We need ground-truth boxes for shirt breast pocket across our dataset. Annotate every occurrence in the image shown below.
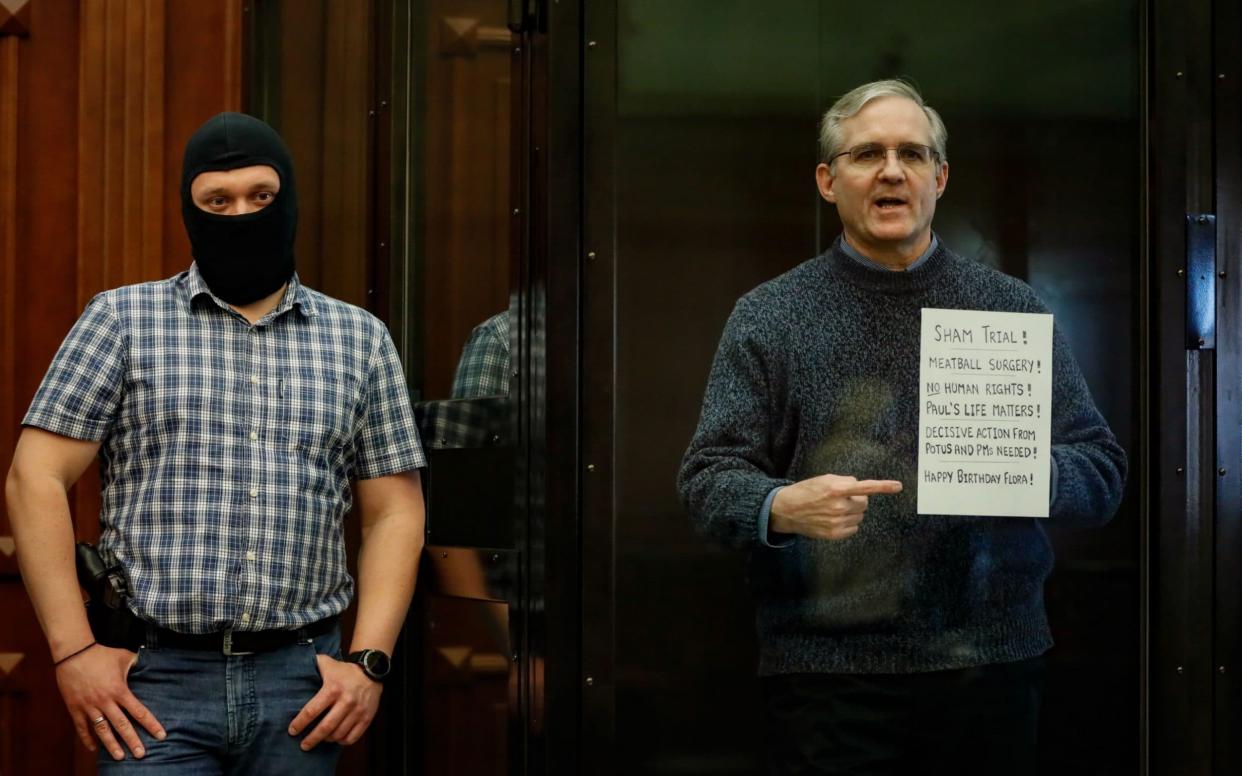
[278,370,359,475]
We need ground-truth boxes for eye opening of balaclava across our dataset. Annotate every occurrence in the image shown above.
[181,112,298,306]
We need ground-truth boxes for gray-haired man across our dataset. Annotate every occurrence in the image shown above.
[678,80,1126,774]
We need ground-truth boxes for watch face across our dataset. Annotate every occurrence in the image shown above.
[362,650,390,678]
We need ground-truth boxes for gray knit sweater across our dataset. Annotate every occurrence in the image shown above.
[677,239,1127,675]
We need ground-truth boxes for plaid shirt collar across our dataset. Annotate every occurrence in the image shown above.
[179,262,318,321]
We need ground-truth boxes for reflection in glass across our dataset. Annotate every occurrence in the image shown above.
[452,312,511,399]
[415,311,511,450]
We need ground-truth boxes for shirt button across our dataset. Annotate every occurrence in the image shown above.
[248,488,259,499]
[249,431,259,441]
[250,375,259,384]
[241,612,250,624]
[246,551,256,561]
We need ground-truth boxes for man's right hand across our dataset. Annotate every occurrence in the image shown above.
[769,474,903,541]
[55,644,165,761]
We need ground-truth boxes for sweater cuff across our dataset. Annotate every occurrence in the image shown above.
[758,486,794,549]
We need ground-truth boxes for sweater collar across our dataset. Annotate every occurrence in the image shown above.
[827,234,950,295]
[839,233,940,272]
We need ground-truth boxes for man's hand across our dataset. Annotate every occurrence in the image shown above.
[288,655,383,750]
[286,469,420,750]
[55,644,165,760]
[769,474,903,541]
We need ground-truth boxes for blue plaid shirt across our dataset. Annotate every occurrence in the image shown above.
[450,311,510,399]
[24,265,426,634]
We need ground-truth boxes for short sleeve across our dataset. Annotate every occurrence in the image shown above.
[353,325,426,479]
[450,313,510,398]
[23,294,126,441]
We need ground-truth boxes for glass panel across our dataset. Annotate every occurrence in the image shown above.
[413,0,514,401]
[408,0,517,549]
[402,1,517,774]
[422,558,515,773]
[614,0,1140,772]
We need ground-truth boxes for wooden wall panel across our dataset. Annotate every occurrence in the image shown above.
[317,0,373,308]
[0,2,243,773]
[163,0,242,278]
[6,0,79,506]
[75,1,164,351]
[2,8,82,776]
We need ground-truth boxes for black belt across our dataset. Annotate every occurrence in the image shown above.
[149,615,337,655]
[94,602,336,655]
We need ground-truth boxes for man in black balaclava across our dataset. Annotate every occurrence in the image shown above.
[181,111,299,305]
[8,113,427,774]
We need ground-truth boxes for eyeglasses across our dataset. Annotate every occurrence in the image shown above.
[829,143,940,170]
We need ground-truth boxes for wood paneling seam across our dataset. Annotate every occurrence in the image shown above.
[0,38,19,479]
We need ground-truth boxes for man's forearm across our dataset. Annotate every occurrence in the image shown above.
[349,507,424,654]
[5,470,95,659]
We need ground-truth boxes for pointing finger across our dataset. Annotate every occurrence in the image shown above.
[834,479,903,497]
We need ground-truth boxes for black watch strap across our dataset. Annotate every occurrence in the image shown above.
[344,649,391,681]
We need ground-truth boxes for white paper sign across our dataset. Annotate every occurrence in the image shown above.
[917,308,1054,517]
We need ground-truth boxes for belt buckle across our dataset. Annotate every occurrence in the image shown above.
[222,629,253,656]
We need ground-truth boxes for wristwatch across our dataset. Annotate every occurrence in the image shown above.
[344,649,391,682]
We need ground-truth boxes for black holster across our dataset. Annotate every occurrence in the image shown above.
[75,542,141,648]
[84,600,145,648]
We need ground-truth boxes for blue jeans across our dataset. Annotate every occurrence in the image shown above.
[98,626,343,775]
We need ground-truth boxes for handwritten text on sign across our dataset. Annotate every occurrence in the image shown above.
[917,308,1053,518]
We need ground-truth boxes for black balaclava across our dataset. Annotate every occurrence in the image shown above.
[180,112,298,305]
